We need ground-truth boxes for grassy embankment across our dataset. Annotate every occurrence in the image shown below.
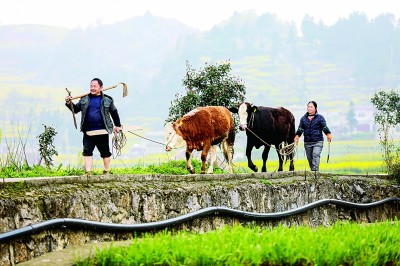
[0,140,387,177]
[236,139,385,174]
[96,139,386,175]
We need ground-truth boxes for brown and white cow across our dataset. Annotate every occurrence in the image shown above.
[165,106,235,174]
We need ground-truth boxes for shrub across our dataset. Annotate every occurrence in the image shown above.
[37,124,58,168]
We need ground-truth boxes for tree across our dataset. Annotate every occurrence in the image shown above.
[166,61,246,127]
[370,89,400,176]
[346,101,357,132]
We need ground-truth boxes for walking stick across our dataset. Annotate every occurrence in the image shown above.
[327,141,331,163]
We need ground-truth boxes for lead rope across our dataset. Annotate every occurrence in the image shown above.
[128,131,185,149]
[245,127,297,156]
[112,129,127,159]
[245,117,298,162]
[128,131,165,146]
[278,141,298,157]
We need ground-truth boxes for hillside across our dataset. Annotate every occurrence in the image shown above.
[0,10,399,166]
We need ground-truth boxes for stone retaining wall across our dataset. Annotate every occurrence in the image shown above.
[0,171,399,265]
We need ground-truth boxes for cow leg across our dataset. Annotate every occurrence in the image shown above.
[207,145,217,174]
[275,146,283,171]
[201,144,211,174]
[226,144,234,174]
[221,141,234,174]
[288,147,295,171]
[289,157,295,171]
[186,148,195,174]
[261,145,271,172]
[246,144,258,172]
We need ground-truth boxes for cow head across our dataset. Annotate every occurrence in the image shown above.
[164,122,186,151]
[229,102,256,131]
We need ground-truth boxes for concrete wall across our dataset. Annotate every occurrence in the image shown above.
[1,171,399,265]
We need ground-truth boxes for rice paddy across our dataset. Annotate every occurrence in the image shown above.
[74,220,400,266]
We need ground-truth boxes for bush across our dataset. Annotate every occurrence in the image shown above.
[37,124,58,168]
[166,60,246,132]
[371,89,400,181]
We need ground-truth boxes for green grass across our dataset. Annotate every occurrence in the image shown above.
[234,139,386,174]
[0,160,228,178]
[75,220,400,266]
[2,155,383,178]
[110,160,227,175]
[0,155,386,178]
[0,164,81,178]
[0,139,390,177]
[235,157,385,174]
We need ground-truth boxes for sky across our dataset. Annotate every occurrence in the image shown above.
[1,0,399,31]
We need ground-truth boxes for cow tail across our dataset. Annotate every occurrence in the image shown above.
[222,142,229,161]
[223,128,235,162]
[280,115,296,164]
[289,116,296,142]
[287,115,297,162]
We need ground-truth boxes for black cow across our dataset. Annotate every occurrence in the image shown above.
[230,102,296,172]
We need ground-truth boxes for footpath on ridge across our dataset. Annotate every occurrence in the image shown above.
[18,240,132,266]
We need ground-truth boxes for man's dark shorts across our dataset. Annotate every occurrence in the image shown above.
[82,133,112,158]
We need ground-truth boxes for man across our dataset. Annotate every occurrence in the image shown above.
[65,78,122,175]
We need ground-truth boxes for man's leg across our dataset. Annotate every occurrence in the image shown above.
[103,157,110,172]
[84,156,93,172]
[97,134,112,173]
[82,133,95,174]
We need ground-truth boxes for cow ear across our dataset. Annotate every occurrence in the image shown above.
[229,107,238,113]
[252,106,258,113]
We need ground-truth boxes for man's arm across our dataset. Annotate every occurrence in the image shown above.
[65,96,82,113]
[110,108,122,133]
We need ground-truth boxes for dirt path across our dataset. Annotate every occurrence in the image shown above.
[18,240,132,266]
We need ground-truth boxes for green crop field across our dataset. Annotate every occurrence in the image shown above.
[0,136,392,177]
[90,139,387,175]
[234,139,386,174]
[48,139,386,174]
[74,221,400,266]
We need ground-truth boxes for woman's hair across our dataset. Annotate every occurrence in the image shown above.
[308,101,318,112]
[308,101,317,108]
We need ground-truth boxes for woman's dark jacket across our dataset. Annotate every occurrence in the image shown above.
[65,92,121,134]
[295,112,331,142]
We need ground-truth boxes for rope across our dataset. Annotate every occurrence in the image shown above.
[278,142,298,157]
[128,131,165,146]
[128,131,185,149]
[245,127,297,156]
[112,130,127,158]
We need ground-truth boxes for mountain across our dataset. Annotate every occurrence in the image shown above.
[0,10,399,165]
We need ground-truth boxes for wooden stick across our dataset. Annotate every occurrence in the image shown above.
[65,88,77,129]
[70,82,128,100]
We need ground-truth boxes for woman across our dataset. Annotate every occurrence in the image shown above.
[294,101,332,172]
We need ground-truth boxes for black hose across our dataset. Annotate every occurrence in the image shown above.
[1,198,399,244]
